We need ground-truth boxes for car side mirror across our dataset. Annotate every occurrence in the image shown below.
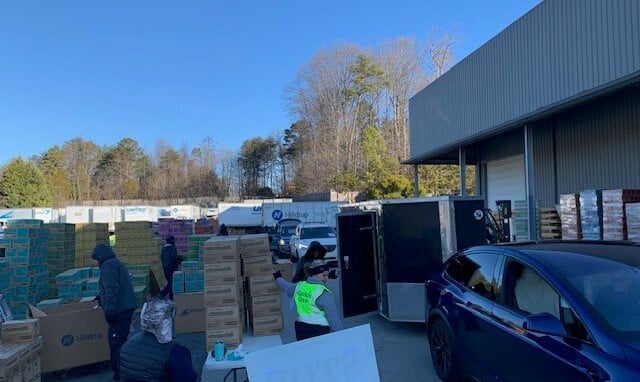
[522,313,567,337]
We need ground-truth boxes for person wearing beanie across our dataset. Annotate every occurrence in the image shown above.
[119,298,197,382]
[92,244,137,381]
[274,259,343,341]
[160,235,184,300]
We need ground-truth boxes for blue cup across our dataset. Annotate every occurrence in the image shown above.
[214,341,225,361]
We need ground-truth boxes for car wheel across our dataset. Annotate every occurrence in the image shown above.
[428,318,460,382]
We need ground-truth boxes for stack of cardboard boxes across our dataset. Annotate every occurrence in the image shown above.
[158,219,194,257]
[602,189,640,240]
[560,193,582,240]
[113,221,163,285]
[125,265,150,309]
[1,220,50,319]
[240,234,284,337]
[187,234,215,266]
[174,261,203,294]
[44,223,75,298]
[0,319,43,382]
[203,236,244,351]
[53,267,98,303]
[73,223,109,267]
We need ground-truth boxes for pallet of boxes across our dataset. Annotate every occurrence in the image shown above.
[203,237,245,351]
[0,318,43,382]
[241,234,283,337]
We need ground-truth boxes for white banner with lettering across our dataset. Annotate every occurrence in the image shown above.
[245,324,380,382]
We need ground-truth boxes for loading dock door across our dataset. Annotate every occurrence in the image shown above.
[486,154,526,210]
[337,212,378,318]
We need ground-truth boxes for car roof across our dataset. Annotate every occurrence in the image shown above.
[490,240,640,267]
[298,222,330,228]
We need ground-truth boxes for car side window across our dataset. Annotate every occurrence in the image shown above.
[501,260,592,343]
[446,252,499,301]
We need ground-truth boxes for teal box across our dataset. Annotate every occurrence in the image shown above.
[77,267,91,279]
[173,271,184,283]
[91,267,101,278]
[56,269,80,284]
[184,271,198,283]
[36,298,63,308]
[80,290,98,298]
[181,261,198,270]
[172,280,184,293]
[86,278,99,290]
[184,281,198,293]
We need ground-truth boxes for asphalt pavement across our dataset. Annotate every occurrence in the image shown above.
[42,262,441,382]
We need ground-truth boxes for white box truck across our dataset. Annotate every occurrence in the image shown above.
[124,206,158,222]
[64,206,91,224]
[262,202,344,228]
[218,202,263,229]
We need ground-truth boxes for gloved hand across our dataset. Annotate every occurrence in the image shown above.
[273,270,283,280]
[328,269,338,280]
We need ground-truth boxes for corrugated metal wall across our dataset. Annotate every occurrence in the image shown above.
[554,88,640,194]
[531,121,556,207]
[409,0,640,161]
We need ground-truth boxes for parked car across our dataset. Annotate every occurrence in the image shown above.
[425,241,640,382]
[289,222,337,263]
[273,218,301,259]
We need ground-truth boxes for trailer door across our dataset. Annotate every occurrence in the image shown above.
[337,212,378,318]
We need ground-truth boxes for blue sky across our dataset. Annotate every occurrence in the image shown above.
[0,0,541,165]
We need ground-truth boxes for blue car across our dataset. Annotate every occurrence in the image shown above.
[425,241,640,382]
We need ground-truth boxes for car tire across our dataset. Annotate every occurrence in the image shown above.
[428,318,460,382]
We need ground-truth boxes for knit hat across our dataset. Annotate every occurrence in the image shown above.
[165,235,175,245]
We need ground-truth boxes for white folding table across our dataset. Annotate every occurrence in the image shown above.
[200,333,282,382]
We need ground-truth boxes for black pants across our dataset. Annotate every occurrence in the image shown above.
[108,309,135,379]
[161,270,174,300]
[295,321,330,341]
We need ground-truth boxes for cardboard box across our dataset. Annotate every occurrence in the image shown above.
[204,283,239,306]
[242,256,273,277]
[206,305,240,329]
[205,327,243,350]
[247,275,281,296]
[1,319,40,344]
[174,293,205,335]
[204,262,240,284]
[0,345,21,382]
[251,313,283,336]
[249,294,282,316]
[28,301,109,373]
[202,237,240,263]
[240,234,270,258]
[272,263,294,281]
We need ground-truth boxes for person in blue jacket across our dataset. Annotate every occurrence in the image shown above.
[92,244,137,381]
[119,297,197,382]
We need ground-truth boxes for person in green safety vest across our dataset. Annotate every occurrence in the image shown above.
[274,259,343,341]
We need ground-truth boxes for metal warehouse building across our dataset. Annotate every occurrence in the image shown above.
[407,0,640,239]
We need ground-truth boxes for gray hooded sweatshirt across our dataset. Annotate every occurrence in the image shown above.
[91,244,137,318]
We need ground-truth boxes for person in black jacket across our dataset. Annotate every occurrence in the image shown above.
[160,236,183,300]
[92,244,137,381]
[119,297,197,382]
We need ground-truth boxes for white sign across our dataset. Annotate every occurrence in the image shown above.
[245,324,380,382]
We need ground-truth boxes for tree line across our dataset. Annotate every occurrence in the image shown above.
[0,32,474,208]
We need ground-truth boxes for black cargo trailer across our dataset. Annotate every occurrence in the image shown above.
[336,196,486,322]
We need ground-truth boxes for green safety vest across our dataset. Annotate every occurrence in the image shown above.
[294,281,332,326]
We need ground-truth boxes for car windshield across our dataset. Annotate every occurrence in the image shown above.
[300,227,335,239]
[281,226,296,235]
[532,249,640,340]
